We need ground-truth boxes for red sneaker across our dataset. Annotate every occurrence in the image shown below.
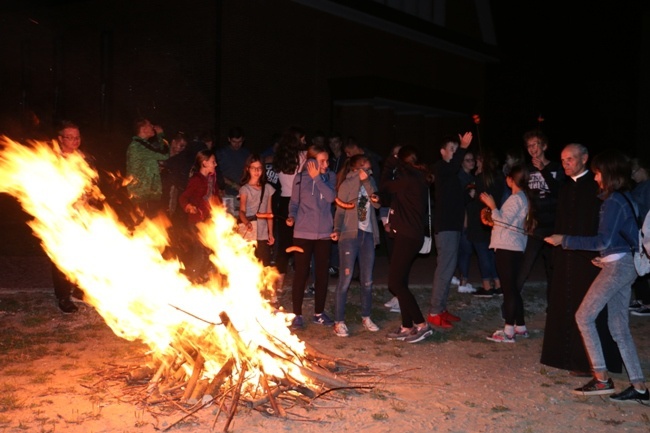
[441,310,460,322]
[427,314,452,329]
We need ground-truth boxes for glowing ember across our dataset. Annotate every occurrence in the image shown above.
[0,136,308,385]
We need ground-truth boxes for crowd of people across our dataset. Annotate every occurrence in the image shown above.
[48,119,650,404]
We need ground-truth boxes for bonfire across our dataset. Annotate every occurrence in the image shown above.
[0,137,369,431]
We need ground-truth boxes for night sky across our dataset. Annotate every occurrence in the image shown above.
[485,2,647,160]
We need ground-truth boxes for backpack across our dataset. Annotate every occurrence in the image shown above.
[635,209,650,276]
[621,194,650,276]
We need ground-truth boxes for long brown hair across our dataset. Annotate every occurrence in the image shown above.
[273,126,305,174]
[240,153,267,186]
[336,154,369,191]
[507,164,537,234]
[591,150,632,198]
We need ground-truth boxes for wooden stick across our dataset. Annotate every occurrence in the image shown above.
[223,362,248,432]
[180,353,204,404]
[187,379,209,405]
[126,366,155,384]
[147,353,174,393]
[162,392,218,432]
[159,381,187,395]
[204,357,234,398]
[246,386,284,408]
[259,366,286,417]
[297,364,349,388]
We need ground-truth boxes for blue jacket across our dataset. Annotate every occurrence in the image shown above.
[562,191,638,257]
[289,164,336,240]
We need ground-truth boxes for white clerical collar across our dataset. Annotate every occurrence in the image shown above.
[571,169,589,181]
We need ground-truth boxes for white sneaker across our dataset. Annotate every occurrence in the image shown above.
[458,283,476,293]
[384,296,399,309]
[334,322,349,337]
[362,317,380,332]
[451,276,460,285]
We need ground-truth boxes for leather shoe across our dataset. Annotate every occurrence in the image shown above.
[58,298,78,313]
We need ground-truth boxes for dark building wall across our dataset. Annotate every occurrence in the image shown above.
[0,0,489,170]
[219,0,488,162]
[0,0,218,172]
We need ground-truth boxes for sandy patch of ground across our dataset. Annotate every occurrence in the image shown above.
[1,280,649,433]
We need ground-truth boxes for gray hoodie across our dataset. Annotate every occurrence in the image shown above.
[289,163,336,240]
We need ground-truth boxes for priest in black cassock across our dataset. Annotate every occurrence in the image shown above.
[540,143,622,375]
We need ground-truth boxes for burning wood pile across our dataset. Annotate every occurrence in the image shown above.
[0,137,375,431]
[120,314,371,431]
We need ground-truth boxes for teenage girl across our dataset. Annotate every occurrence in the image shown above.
[178,149,222,281]
[331,154,381,337]
[545,150,648,401]
[480,164,534,343]
[239,154,275,266]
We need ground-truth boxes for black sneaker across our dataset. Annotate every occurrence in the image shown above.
[312,312,334,326]
[629,299,644,311]
[473,288,495,298]
[304,286,315,298]
[386,326,416,341]
[572,378,615,396]
[58,298,78,314]
[328,266,339,277]
[631,307,650,317]
[609,385,650,403]
[404,324,433,343]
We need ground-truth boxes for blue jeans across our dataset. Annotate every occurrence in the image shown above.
[473,240,498,286]
[457,228,472,281]
[335,230,375,322]
[429,231,461,315]
[575,254,645,382]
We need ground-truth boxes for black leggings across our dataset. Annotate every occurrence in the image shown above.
[274,196,294,274]
[388,235,425,328]
[496,249,525,326]
[291,238,332,316]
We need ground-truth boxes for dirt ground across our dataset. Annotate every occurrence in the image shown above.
[1,263,650,433]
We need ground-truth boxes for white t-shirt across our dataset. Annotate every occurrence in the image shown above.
[239,183,276,240]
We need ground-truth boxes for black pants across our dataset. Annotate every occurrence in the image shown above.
[516,233,553,296]
[274,196,294,274]
[51,262,73,300]
[291,238,331,316]
[388,235,425,328]
[496,249,525,326]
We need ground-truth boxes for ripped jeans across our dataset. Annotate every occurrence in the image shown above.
[575,253,645,382]
[334,229,375,322]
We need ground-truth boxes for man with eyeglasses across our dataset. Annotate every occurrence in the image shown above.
[517,130,565,302]
[51,121,91,313]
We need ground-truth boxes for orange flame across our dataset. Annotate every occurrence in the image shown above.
[0,136,306,382]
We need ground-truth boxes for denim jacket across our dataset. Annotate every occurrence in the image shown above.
[562,191,638,257]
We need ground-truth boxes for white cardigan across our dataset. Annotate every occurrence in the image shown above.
[489,190,528,252]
